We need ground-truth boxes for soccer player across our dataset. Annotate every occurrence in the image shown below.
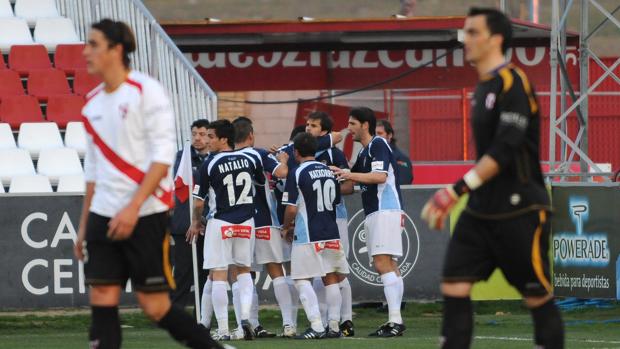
[421,8,564,349]
[74,19,223,349]
[305,112,355,336]
[188,120,265,341]
[232,117,295,337]
[170,119,210,309]
[282,132,348,339]
[332,107,406,337]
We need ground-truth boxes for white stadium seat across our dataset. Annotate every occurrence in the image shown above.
[0,182,4,193]
[17,122,64,158]
[64,121,87,157]
[34,17,80,51]
[0,0,14,18]
[14,0,59,27]
[0,148,35,185]
[0,18,33,52]
[56,173,85,193]
[37,147,83,184]
[9,174,52,193]
[0,123,16,149]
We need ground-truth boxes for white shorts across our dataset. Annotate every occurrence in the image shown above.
[254,226,290,264]
[321,241,349,275]
[337,218,350,257]
[364,210,403,259]
[203,217,255,270]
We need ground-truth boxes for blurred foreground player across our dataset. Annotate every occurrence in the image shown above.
[74,19,224,349]
[421,8,564,349]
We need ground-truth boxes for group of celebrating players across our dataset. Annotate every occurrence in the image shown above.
[184,108,406,341]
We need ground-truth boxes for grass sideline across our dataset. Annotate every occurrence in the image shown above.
[1,301,619,349]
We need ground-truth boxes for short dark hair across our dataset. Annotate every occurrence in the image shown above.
[233,117,253,143]
[307,111,333,133]
[91,19,136,68]
[191,119,210,130]
[207,119,235,148]
[349,107,376,135]
[467,7,513,54]
[289,125,306,141]
[377,119,396,144]
[293,132,318,157]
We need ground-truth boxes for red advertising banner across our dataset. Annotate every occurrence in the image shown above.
[186,47,579,91]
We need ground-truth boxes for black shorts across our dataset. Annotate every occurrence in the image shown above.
[442,209,552,297]
[83,212,176,292]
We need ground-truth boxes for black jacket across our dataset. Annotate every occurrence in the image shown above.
[391,143,413,185]
[170,146,208,235]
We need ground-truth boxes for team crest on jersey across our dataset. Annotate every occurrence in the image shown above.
[119,103,129,119]
[347,210,419,286]
[485,93,496,109]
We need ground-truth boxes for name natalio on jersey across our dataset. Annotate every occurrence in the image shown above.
[218,158,250,173]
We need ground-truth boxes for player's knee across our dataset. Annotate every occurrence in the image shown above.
[372,256,393,274]
[524,293,553,309]
[137,293,171,322]
[441,282,472,298]
[90,285,121,306]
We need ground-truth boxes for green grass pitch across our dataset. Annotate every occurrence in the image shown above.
[1,301,619,349]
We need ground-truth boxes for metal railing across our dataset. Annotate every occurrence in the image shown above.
[55,0,218,147]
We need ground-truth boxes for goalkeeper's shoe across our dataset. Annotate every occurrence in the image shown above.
[378,322,406,337]
[339,320,355,337]
[294,327,326,340]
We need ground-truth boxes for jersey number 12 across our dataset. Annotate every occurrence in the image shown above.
[312,180,335,212]
[223,172,252,206]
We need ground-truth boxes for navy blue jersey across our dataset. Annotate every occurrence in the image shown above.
[274,133,335,223]
[194,150,264,224]
[283,161,340,245]
[351,136,403,215]
[238,147,282,228]
[315,147,350,220]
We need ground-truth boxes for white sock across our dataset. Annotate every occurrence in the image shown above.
[286,276,299,327]
[398,276,404,302]
[236,272,254,321]
[325,283,342,331]
[211,281,229,332]
[312,277,327,327]
[381,272,403,324]
[250,285,260,328]
[200,279,214,328]
[273,276,294,326]
[339,278,353,322]
[295,279,324,333]
[231,282,241,327]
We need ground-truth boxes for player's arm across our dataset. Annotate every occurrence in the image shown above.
[187,162,209,242]
[316,132,342,151]
[422,74,532,230]
[272,151,289,178]
[281,170,299,243]
[108,82,176,240]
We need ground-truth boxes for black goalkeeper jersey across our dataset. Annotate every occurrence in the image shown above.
[465,63,551,219]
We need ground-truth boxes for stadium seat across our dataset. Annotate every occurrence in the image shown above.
[0,0,13,18]
[0,95,43,129]
[64,121,86,157]
[34,17,80,51]
[9,174,52,193]
[0,123,16,149]
[14,0,59,27]
[8,44,52,76]
[0,18,33,53]
[37,147,82,184]
[73,69,102,96]
[17,122,63,158]
[54,44,87,75]
[46,95,85,128]
[0,51,5,69]
[0,148,35,185]
[56,173,85,193]
[27,68,71,102]
[0,70,25,100]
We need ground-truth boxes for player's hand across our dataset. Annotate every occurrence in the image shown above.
[283,227,294,243]
[186,220,205,243]
[330,166,351,181]
[331,131,343,145]
[107,204,140,240]
[421,186,459,230]
[276,151,289,164]
[269,145,280,154]
[74,238,85,261]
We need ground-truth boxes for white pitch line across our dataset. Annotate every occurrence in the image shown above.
[476,336,620,345]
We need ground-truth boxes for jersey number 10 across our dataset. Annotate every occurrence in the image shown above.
[223,172,253,206]
[312,180,336,212]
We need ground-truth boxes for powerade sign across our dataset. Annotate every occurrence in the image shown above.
[551,185,620,299]
[553,197,610,267]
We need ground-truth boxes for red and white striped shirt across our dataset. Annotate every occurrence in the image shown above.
[82,71,176,218]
